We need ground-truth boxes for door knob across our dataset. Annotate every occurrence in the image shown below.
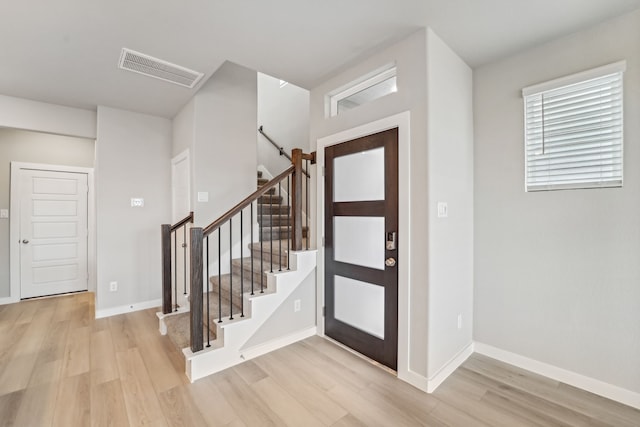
[385,257,396,267]
[22,239,29,244]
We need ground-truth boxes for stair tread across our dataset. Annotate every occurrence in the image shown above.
[164,289,243,352]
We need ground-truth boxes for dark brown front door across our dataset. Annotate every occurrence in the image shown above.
[324,128,399,370]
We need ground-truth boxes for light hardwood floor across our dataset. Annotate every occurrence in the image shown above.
[0,292,638,427]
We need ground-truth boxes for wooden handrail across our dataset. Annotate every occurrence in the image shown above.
[258,126,310,178]
[258,126,292,162]
[202,165,295,237]
[170,211,194,231]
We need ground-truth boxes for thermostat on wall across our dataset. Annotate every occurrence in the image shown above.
[131,198,144,207]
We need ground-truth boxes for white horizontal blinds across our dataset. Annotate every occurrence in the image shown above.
[524,64,624,191]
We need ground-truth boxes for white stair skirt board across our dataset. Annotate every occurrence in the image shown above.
[474,342,640,410]
[183,249,317,382]
[95,298,162,319]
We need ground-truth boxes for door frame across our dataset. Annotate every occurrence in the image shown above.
[7,162,96,304]
[315,111,411,381]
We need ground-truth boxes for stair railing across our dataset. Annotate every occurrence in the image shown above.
[258,126,310,178]
[161,212,194,314]
[189,149,315,353]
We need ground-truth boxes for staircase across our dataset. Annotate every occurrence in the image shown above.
[159,167,316,381]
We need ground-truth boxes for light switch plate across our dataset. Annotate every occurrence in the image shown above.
[437,202,448,218]
[197,192,209,202]
[0,209,8,219]
[131,198,144,207]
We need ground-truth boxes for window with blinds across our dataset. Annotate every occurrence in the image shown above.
[522,61,626,191]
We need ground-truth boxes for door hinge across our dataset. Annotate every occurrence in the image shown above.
[321,236,325,247]
[322,166,326,176]
[322,306,326,317]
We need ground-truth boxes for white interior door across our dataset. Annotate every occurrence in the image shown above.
[172,150,191,222]
[19,169,89,298]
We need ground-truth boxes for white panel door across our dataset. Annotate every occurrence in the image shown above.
[172,151,191,222]
[19,169,88,298]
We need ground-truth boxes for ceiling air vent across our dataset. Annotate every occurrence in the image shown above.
[118,48,204,89]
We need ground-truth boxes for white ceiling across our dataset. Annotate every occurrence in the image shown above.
[2,0,639,118]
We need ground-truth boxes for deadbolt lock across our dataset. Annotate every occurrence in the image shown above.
[386,231,396,250]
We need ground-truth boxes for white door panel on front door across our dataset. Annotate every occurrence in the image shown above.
[19,169,88,299]
[333,216,385,270]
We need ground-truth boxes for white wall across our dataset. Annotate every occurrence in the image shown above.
[474,10,640,394]
[0,128,95,298]
[311,28,474,388]
[257,73,310,176]
[243,269,316,348]
[425,29,474,380]
[95,106,172,312]
[311,29,430,379]
[172,98,195,158]
[0,94,96,139]
[192,62,257,227]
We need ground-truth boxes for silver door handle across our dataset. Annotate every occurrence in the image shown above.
[385,257,396,267]
[22,239,29,244]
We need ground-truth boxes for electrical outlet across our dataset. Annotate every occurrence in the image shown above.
[0,209,8,219]
[457,314,462,330]
[110,281,118,292]
[294,299,301,312]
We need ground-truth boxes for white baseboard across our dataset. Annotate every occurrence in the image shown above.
[399,369,429,392]
[0,296,19,306]
[95,299,162,319]
[240,326,317,360]
[427,342,474,393]
[474,342,640,410]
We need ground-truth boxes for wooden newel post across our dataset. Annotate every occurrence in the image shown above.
[291,148,303,251]
[190,227,204,353]
[161,224,172,314]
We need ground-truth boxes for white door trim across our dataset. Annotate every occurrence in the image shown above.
[6,162,96,304]
[315,111,415,388]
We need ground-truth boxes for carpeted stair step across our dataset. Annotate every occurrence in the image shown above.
[257,171,263,178]
[163,288,243,352]
[231,256,289,284]
[260,225,294,241]
[209,273,253,301]
[257,214,292,227]
[257,177,269,186]
[256,203,290,215]
[231,257,267,284]
[249,241,290,265]
[260,225,309,241]
[257,194,283,205]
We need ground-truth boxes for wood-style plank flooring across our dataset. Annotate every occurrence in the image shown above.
[0,292,638,426]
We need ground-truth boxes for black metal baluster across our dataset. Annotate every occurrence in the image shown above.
[270,193,273,273]
[306,159,310,250]
[229,219,234,320]
[250,201,255,295]
[206,235,210,347]
[278,181,282,271]
[218,228,222,323]
[260,199,264,293]
[183,226,188,294]
[240,210,244,317]
[173,230,177,312]
[287,175,291,270]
